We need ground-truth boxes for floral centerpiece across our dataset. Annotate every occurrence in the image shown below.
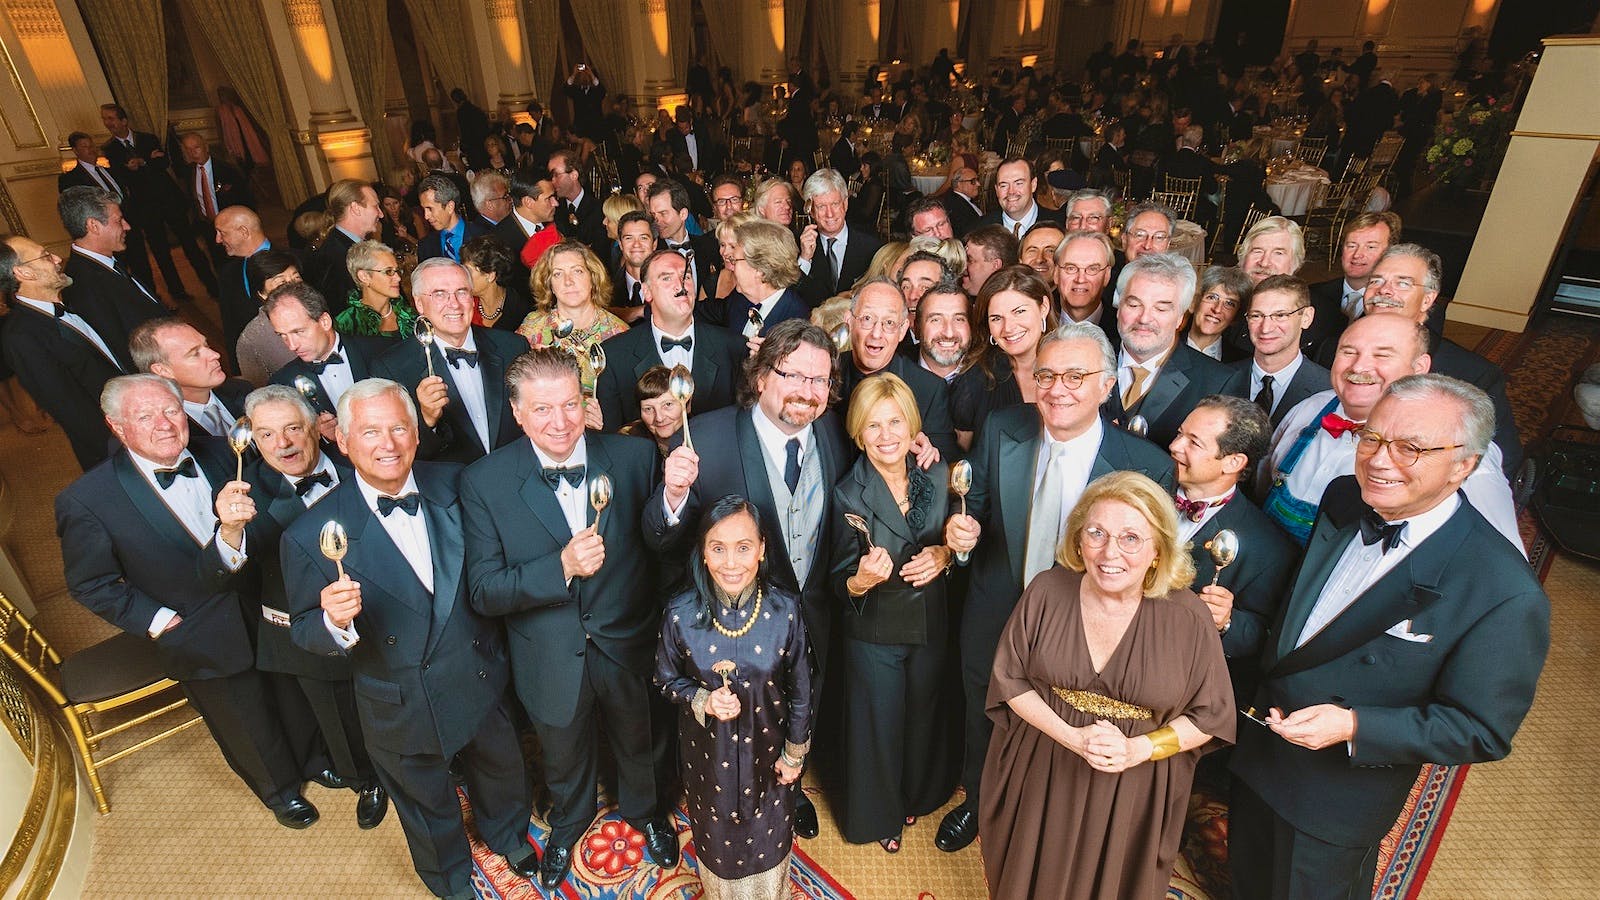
[1425,95,1516,188]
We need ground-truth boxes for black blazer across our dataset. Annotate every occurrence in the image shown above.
[659,232,720,297]
[282,462,511,757]
[371,326,526,464]
[489,214,537,293]
[840,354,958,464]
[1104,343,1235,448]
[184,157,255,214]
[1223,356,1333,428]
[460,434,662,727]
[556,191,607,256]
[268,333,391,414]
[724,288,810,336]
[101,130,184,218]
[58,161,120,193]
[941,191,984,238]
[829,138,861,176]
[1427,337,1521,476]
[594,320,744,430]
[0,302,122,469]
[1232,477,1548,847]
[797,228,883,305]
[63,249,168,369]
[417,216,493,263]
[309,228,359,317]
[829,456,949,645]
[55,442,257,681]
[1303,277,1349,360]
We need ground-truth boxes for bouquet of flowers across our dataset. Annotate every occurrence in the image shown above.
[1425,95,1516,188]
[926,142,951,166]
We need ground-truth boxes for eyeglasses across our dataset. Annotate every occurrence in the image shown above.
[1068,213,1107,225]
[1367,274,1420,292]
[1032,368,1103,390]
[421,288,474,303]
[1058,263,1107,278]
[1082,526,1152,553]
[724,255,747,265]
[1353,428,1463,467]
[361,267,402,277]
[1242,304,1309,325]
[14,251,53,268]
[713,196,743,208]
[853,313,903,334]
[1128,229,1170,244]
[1201,291,1241,312]
[771,367,834,390]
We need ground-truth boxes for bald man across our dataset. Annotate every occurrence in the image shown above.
[214,206,276,375]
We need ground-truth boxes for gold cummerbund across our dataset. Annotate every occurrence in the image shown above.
[1050,687,1153,721]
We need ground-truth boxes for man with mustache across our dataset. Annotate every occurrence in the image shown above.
[1257,313,1521,550]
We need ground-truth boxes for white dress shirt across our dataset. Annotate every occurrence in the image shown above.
[513,210,545,237]
[316,337,357,409]
[1176,487,1235,543]
[798,224,851,277]
[438,331,491,450]
[79,161,119,193]
[1187,335,1224,361]
[129,449,246,636]
[532,436,590,535]
[12,296,123,369]
[684,131,700,170]
[652,321,695,370]
[1001,203,1040,237]
[1117,345,1174,400]
[1249,351,1307,417]
[1032,416,1103,536]
[184,393,234,437]
[324,473,432,647]
[1340,278,1367,321]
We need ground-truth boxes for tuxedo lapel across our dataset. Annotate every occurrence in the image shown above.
[857,462,916,546]
[16,303,125,371]
[474,327,511,447]
[335,485,431,620]
[435,344,488,456]
[998,415,1039,583]
[113,452,201,550]
[585,438,615,531]
[421,478,462,656]
[514,440,573,545]
[1135,351,1191,424]
[1272,519,1349,664]
[690,334,723,399]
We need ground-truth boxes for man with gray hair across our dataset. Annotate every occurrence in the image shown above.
[281,377,537,895]
[267,282,389,433]
[417,173,490,262]
[59,185,169,366]
[469,169,512,228]
[372,258,526,463]
[840,278,957,461]
[940,320,1175,852]
[1238,215,1306,285]
[1231,373,1548,900]
[797,167,882,304]
[57,373,317,828]
[1062,189,1114,234]
[1106,252,1234,447]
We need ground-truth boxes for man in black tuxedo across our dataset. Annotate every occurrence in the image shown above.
[1168,397,1296,715]
[1161,125,1217,225]
[128,318,254,441]
[1229,375,1549,900]
[1103,253,1234,447]
[1224,275,1332,428]
[56,374,317,828]
[829,120,862,176]
[213,206,275,372]
[58,186,168,369]
[549,149,607,254]
[417,174,491,263]
[309,179,384,317]
[860,85,899,122]
[58,132,123,195]
[373,259,525,464]
[266,282,389,431]
[238,385,387,829]
[645,180,718,294]
[797,168,882,306]
[595,249,742,429]
[1396,74,1443,198]
[839,279,957,462]
[490,169,559,294]
[100,103,218,299]
[179,132,255,267]
[941,322,1176,852]
[977,157,1063,237]
[648,319,853,840]
[1340,73,1400,167]
[469,170,513,229]
[281,379,536,898]
[940,168,986,237]
[451,88,492,170]
[0,234,124,469]
[461,349,679,889]
[669,106,724,176]
[1304,212,1399,360]
[608,211,656,324]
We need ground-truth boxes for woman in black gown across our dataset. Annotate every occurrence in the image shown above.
[656,496,814,900]
[951,266,1055,450]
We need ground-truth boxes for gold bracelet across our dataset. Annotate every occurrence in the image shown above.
[1146,726,1182,762]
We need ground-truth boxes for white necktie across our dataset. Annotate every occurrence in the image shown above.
[1342,290,1365,321]
[1023,444,1071,585]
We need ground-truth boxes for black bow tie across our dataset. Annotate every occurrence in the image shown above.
[660,335,692,353]
[294,471,333,496]
[52,303,69,319]
[377,492,421,517]
[1358,511,1405,553]
[310,351,344,374]
[542,465,585,489]
[154,457,198,489]
[445,347,479,368]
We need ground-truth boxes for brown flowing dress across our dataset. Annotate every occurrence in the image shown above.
[979,567,1236,900]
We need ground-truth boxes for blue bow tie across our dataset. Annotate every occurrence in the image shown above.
[542,465,585,489]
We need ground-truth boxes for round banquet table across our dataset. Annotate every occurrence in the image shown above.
[1265,165,1330,217]
[912,175,947,195]
[1167,220,1208,265]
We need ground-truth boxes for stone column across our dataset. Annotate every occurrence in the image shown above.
[627,0,687,113]
[742,0,788,86]
[273,0,374,186]
[990,0,1060,70]
[470,0,536,120]
[832,0,882,89]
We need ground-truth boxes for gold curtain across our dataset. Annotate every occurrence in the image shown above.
[330,0,399,176]
[525,0,562,103]
[697,0,741,74]
[666,0,693,97]
[813,0,841,77]
[568,0,634,100]
[879,0,900,63]
[956,0,991,73]
[400,0,474,98]
[181,0,311,207]
[784,0,808,71]
[78,0,167,138]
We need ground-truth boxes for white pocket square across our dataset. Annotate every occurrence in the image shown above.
[1385,619,1434,643]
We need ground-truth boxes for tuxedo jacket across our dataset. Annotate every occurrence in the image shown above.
[63,249,168,370]
[647,405,854,652]
[977,203,1066,231]
[1104,343,1235,448]
[723,288,810,337]
[593,319,744,430]
[268,333,391,415]
[658,232,720,298]
[58,161,120,193]
[489,214,538,290]
[829,138,860,176]
[371,326,526,464]
[417,216,493,263]
[309,229,359,317]
[238,458,350,681]
[797,228,883,305]
[1235,476,1546,848]
[556,191,607,256]
[1223,356,1333,428]
[461,434,662,727]
[0,301,122,469]
[670,131,725,176]
[101,130,184,219]
[1303,277,1349,360]
[941,191,984,238]
[839,354,958,464]
[282,462,510,758]
[1185,490,1297,701]
[55,441,257,681]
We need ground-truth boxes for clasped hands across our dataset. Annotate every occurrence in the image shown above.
[851,544,951,594]
[1075,719,1153,774]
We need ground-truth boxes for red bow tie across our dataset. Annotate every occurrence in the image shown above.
[1321,413,1363,438]
[1174,493,1228,522]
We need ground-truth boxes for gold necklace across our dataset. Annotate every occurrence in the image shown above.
[710,588,763,639]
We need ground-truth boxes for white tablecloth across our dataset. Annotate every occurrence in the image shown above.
[1168,220,1208,264]
[912,175,946,195]
[1265,165,1330,216]
[1270,136,1298,158]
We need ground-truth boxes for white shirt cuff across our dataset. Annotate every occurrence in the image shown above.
[663,493,687,526]
[148,607,178,638]
[324,611,360,648]
[797,256,812,274]
[218,533,248,571]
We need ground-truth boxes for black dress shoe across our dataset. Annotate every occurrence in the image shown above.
[793,793,820,839]
[272,795,319,829]
[640,819,680,868]
[539,843,573,890]
[356,783,388,830]
[935,805,977,852]
[310,768,347,790]
[505,845,539,879]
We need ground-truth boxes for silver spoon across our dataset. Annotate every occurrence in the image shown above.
[291,375,321,408]
[1126,414,1149,437]
[668,366,696,451]
[589,473,613,533]
[949,460,972,563]
[1205,529,1239,587]
[844,512,875,549]
[226,416,253,482]
[318,520,349,582]
[416,317,436,377]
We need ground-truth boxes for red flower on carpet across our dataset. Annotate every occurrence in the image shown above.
[584,820,645,875]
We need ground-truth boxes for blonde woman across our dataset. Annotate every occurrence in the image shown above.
[516,239,627,424]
